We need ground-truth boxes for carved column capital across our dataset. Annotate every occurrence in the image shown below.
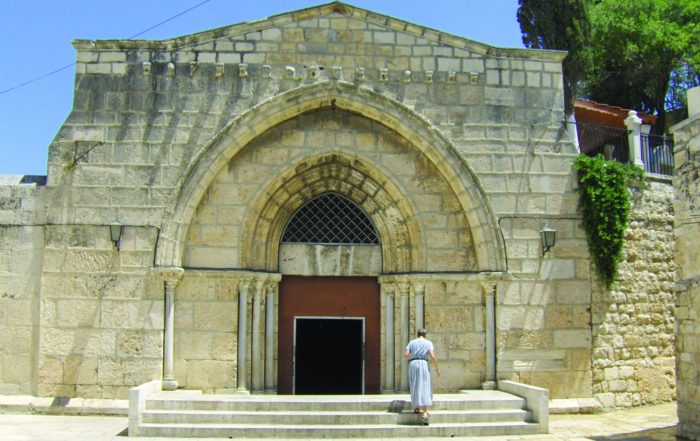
[153,267,184,287]
[381,282,395,298]
[254,279,265,292]
[480,282,497,296]
[238,279,251,295]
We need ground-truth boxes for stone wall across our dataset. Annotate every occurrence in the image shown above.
[173,272,241,393]
[591,181,676,408]
[37,225,162,398]
[671,102,700,440]
[0,177,45,394]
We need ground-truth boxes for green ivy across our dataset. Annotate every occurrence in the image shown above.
[572,154,645,287]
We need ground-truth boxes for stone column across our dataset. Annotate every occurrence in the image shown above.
[482,282,497,390]
[624,110,644,167]
[414,284,425,331]
[157,267,184,391]
[399,283,410,392]
[264,281,278,393]
[382,283,395,392]
[251,281,264,392]
[237,281,251,394]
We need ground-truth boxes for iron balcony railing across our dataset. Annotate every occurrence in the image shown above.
[641,133,674,176]
[577,123,630,164]
[577,122,674,178]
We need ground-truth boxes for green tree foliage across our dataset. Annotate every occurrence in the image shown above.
[586,0,700,131]
[517,0,591,115]
[573,154,644,287]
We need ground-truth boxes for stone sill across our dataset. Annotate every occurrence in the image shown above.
[0,395,128,416]
[549,398,603,414]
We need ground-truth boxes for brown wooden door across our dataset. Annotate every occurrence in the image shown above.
[278,276,380,394]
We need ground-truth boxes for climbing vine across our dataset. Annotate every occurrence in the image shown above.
[573,154,645,287]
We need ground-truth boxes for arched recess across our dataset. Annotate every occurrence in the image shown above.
[155,81,505,272]
[240,152,421,273]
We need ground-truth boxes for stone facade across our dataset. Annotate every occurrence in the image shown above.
[0,2,676,405]
[671,87,700,440]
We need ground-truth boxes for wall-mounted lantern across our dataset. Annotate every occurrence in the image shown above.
[540,223,556,255]
[109,223,124,251]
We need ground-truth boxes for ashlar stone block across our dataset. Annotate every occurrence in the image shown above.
[64,356,98,385]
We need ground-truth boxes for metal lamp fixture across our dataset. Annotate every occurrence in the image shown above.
[540,223,556,255]
[109,223,124,251]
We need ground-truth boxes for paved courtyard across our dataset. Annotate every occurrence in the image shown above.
[0,402,679,441]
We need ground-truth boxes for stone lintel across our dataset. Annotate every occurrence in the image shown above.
[184,269,282,283]
[379,271,510,285]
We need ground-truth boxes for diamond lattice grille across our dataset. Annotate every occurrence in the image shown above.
[282,193,380,244]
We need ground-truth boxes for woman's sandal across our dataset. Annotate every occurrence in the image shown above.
[414,409,421,414]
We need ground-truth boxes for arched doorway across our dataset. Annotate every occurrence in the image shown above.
[168,85,507,393]
[276,193,382,394]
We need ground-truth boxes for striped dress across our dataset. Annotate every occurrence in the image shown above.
[405,337,435,407]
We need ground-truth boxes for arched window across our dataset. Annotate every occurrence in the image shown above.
[282,193,380,245]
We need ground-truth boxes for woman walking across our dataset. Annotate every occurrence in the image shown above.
[404,328,440,425]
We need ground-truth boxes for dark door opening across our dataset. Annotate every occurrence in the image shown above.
[294,318,364,395]
[278,276,380,394]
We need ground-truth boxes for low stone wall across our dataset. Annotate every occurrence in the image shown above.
[591,180,676,408]
[0,178,45,395]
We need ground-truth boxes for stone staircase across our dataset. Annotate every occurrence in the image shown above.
[129,386,545,438]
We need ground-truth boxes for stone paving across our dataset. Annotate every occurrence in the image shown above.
[0,402,679,441]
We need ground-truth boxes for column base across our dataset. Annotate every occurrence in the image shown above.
[482,380,497,390]
[382,389,397,394]
[235,387,251,395]
[162,378,178,391]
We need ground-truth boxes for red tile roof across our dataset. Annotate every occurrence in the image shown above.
[574,98,657,128]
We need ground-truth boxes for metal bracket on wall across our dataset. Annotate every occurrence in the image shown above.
[67,141,104,170]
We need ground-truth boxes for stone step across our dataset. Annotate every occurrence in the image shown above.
[145,392,527,412]
[141,408,532,425]
[135,421,542,438]
[133,391,542,438]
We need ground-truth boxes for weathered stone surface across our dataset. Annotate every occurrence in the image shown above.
[64,357,98,385]
[117,330,163,358]
[186,360,235,391]
[279,243,382,276]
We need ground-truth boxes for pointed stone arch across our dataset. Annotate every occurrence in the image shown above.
[155,81,505,272]
[240,152,421,273]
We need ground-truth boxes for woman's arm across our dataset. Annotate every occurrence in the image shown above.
[429,349,440,376]
[403,348,410,361]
